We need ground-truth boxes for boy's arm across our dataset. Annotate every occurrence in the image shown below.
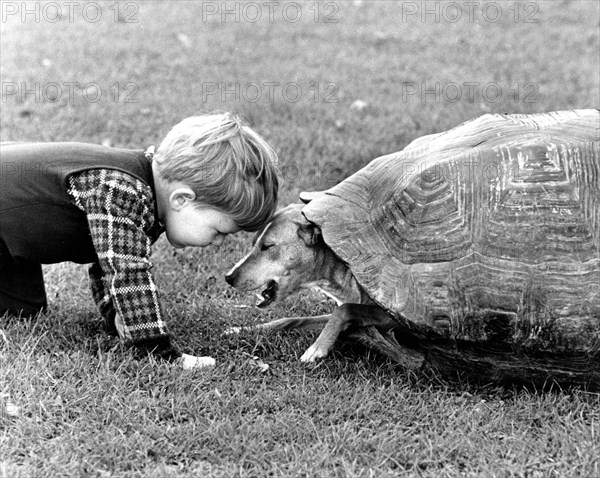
[67,169,180,360]
[88,261,117,335]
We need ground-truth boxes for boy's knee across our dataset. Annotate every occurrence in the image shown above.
[0,254,48,318]
[0,302,47,319]
[0,283,48,318]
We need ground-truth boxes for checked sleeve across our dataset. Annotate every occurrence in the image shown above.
[89,261,118,335]
[67,169,169,343]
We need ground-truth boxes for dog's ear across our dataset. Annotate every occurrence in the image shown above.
[299,190,325,204]
[297,222,322,246]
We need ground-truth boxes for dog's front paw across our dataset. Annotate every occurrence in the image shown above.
[223,326,243,335]
[300,345,327,363]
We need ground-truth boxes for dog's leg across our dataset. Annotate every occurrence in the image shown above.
[300,304,393,362]
[300,311,347,362]
[224,314,331,335]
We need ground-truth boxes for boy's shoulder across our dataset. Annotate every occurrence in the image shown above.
[69,167,152,192]
[68,169,155,213]
[68,168,163,237]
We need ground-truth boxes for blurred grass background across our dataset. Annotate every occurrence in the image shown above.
[1,1,599,477]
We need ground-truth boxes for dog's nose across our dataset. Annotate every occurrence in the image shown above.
[225,270,236,286]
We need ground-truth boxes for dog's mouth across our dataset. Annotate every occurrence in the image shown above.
[255,280,278,308]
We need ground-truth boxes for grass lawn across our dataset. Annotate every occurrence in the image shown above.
[1,1,599,476]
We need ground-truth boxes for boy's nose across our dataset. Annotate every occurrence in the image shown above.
[211,235,225,247]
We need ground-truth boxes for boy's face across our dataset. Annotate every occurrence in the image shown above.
[164,202,240,249]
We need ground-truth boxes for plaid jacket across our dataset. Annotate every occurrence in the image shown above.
[67,169,168,343]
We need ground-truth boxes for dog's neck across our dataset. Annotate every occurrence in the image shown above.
[309,247,367,305]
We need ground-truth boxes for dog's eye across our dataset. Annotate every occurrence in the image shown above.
[260,244,274,252]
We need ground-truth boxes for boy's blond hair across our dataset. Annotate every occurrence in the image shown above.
[154,113,280,231]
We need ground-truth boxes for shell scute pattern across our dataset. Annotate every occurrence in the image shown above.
[303,110,600,350]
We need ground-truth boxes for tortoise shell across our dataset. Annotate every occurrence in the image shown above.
[302,110,600,355]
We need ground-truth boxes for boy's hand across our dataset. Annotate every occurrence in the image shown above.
[134,337,215,369]
[178,354,216,369]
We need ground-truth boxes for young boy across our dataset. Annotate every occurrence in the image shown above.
[0,113,280,369]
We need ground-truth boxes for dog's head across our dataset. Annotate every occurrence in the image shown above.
[225,203,326,307]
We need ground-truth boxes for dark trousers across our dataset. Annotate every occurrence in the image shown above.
[0,237,47,317]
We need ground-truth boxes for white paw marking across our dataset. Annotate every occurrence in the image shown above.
[300,345,327,363]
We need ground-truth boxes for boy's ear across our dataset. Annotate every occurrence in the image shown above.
[169,187,196,211]
[297,222,322,247]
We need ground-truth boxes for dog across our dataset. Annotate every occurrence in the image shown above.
[224,202,420,366]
